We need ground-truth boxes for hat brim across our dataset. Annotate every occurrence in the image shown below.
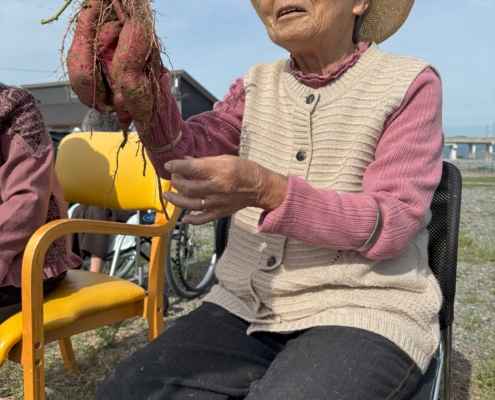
[250,0,414,44]
[358,0,414,43]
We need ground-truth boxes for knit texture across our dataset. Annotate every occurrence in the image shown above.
[204,44,443,373]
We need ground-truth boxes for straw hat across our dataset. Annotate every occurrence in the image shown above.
[250,0,415,44]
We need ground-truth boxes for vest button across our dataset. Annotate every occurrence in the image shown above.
[267,256,277,267]
[296,151,307,161]
[306,94,315,104]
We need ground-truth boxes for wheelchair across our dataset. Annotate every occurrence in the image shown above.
[68,204,144,281]
[68,205,218,299]
[165,209,218,299]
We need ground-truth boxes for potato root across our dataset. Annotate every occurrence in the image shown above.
[66,0,163,136]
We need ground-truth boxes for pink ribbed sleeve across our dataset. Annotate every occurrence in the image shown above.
[258,68,444,260]
[141,68,443,261]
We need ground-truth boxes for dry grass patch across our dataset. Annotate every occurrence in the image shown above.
[0,318,149,399]
[0,297,192,400]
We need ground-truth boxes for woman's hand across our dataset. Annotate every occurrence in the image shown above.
[161,156,288,225]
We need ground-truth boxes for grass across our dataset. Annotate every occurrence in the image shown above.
[457,230,495,264]
[462,176,495,184]
[451,172,495,399]
[0,318,149,399]
[461,315,484,331]
[442,173,495,399]
[461,175,495,189]
[461,296,482,305]
[462,183,495,189]
[452,260,495,399]
[472,348,495,400]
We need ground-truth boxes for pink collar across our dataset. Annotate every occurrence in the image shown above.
[290,42,370,89]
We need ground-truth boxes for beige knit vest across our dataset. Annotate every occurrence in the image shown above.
[204,44,442,372]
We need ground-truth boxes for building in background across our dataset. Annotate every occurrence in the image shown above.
[22,70,217,131]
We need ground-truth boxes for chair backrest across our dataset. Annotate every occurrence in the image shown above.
[215,161,463,332]
[427,161,462,330]
[216,215,232,260]
[55,132,171,213]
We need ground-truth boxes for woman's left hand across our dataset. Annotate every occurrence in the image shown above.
[162,155,288,225]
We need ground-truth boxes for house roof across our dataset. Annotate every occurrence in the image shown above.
[172,70,218,103]
[22,70,218,103]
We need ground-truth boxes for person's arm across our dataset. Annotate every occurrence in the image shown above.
[0,127,54,283]
[137,70,245,179]
[258,68,443,260]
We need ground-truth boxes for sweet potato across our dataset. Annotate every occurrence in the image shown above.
[111,19,154,135]
[67,0,111,113]
[96,20,124,110]
[66,0,163,136]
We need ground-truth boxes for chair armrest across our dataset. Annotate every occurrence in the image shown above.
[20,205,180,387]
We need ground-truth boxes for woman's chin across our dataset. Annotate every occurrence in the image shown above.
[271,31,314,53]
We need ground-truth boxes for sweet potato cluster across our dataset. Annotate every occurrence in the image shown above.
[67,0,163,137]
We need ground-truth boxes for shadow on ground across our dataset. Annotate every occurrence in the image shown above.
[442,349,473,400]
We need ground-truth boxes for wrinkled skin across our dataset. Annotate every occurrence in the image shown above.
[260,0,370,75]
[161,156,288,225]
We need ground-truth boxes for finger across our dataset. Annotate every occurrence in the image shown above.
[161,191,204,212]
[170,173,219,197]
[182,211,220,226]
[164,157,219,180]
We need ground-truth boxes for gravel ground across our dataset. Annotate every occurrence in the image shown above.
[1,172,494,399]
[163,291,204,328]
[459,184,495,244]
[162,174,495,400]
[448,176,495,400]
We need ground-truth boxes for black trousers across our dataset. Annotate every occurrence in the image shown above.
[0,271,67,324]
[95,303,422,400]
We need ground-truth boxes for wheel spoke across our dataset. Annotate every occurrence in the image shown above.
[165,210,218,298]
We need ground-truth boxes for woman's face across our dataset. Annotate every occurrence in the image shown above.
[259,0,368,54]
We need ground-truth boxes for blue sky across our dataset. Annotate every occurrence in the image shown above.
[1,0,494,134]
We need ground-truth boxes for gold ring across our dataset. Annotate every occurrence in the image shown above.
[201,198,207,212]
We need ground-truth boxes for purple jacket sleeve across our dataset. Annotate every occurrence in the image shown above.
[0,128,53,282]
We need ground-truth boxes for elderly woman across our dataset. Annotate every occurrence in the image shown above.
[95,0,443,398]
[0,84,82,324]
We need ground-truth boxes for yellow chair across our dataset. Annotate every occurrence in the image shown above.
[0,132,180,400]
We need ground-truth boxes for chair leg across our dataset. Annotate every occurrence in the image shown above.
[23,355,45,400]
[443,326,452,400]
[146,235,167,340]
[58,337,80,375]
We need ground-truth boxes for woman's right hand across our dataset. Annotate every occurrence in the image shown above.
[161,155,288,225]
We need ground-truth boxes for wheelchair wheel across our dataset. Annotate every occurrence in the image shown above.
[79,250,137,280]
[166,210,217,299]
[112,250,138,279]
